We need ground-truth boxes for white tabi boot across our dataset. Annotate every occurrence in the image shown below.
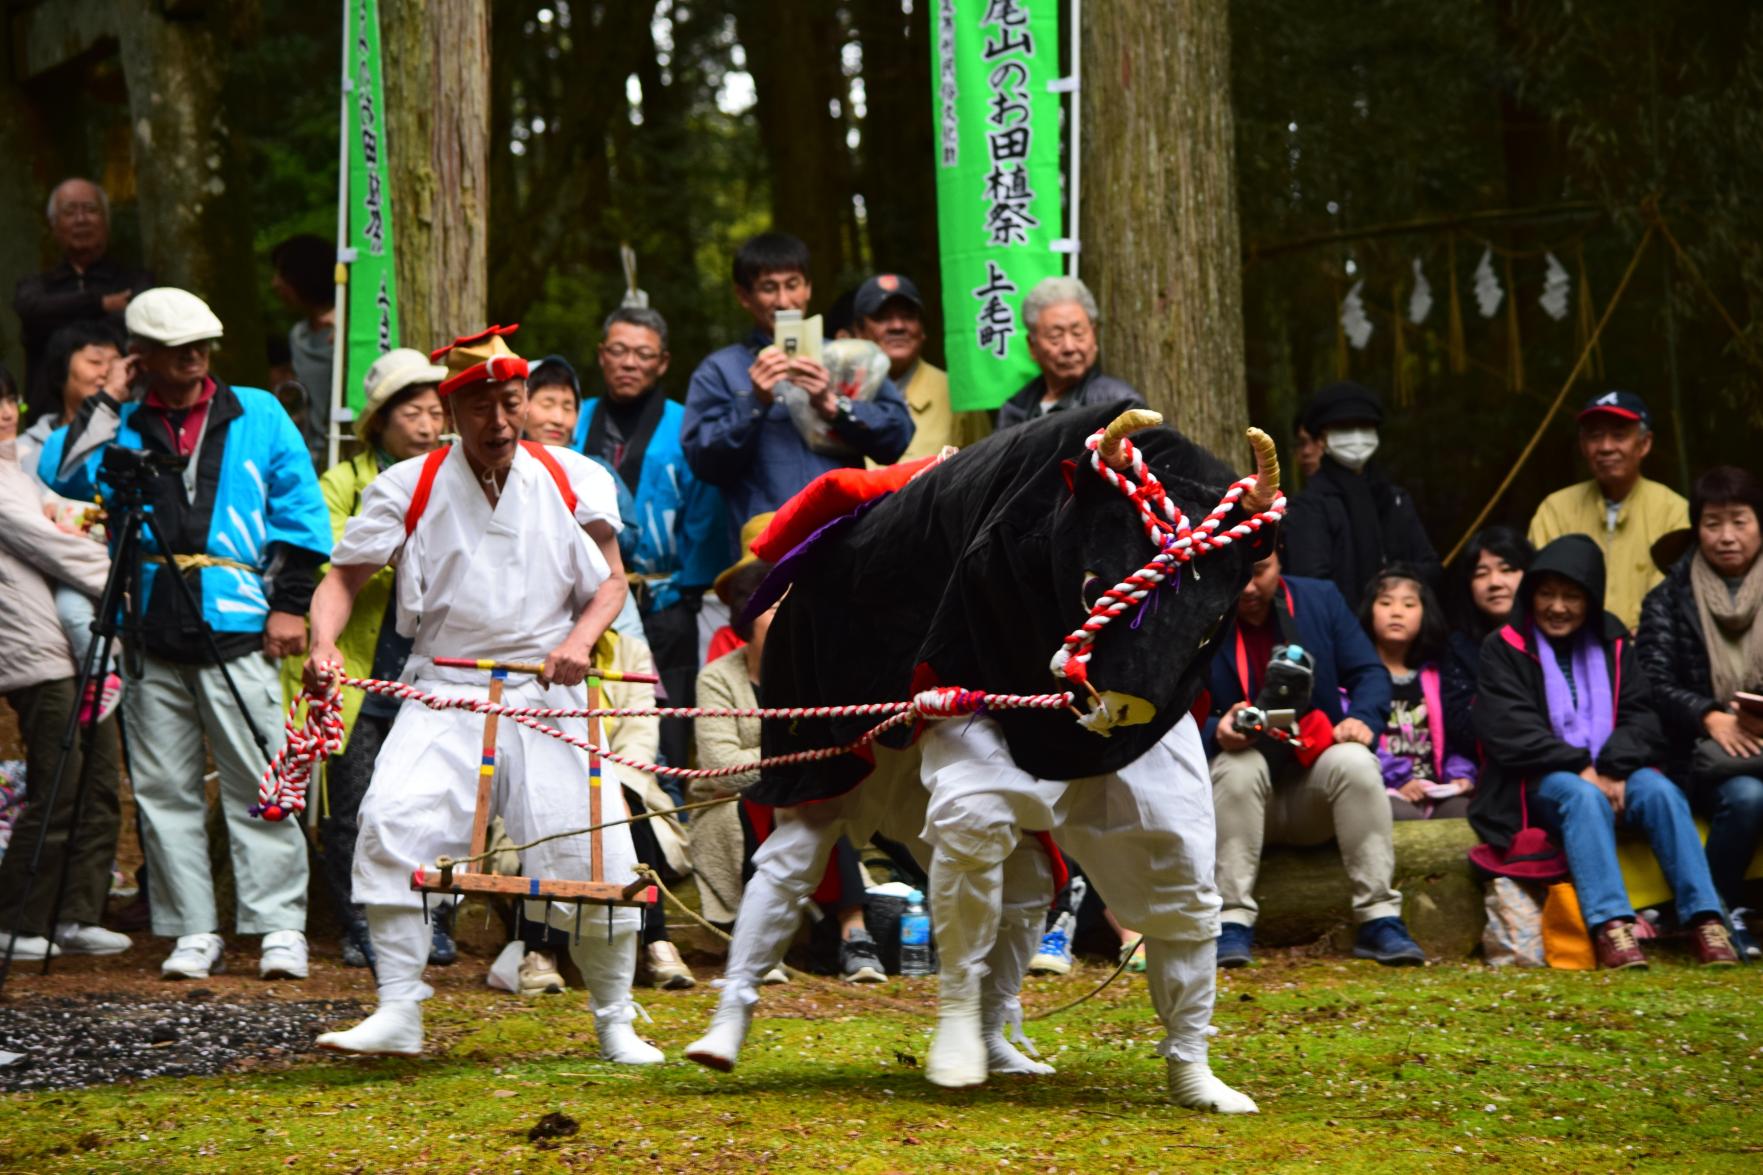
[685,982,757,1073]
[316,906,431,1056]
[1150,936,1256,1113]
[926,967,988,1088]
[686,813,826,1072]
[1167,1060,1259,1114]
[981,905,1055,1076]
[571,926,664,1064]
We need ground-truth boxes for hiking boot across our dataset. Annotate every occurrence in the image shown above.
[519,949,567,995]
[1592,919,1648,970]
[340,921,377,969]
[428,910,457,966]
[1690,917,1740,967]
[646,940,696,989]
[841,928,887,983]
[1216,922,1254,969]
[1353,916,1426,966]
[1028,927,1074,976]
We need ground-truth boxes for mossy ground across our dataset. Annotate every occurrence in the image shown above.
[3,954,1759,1173]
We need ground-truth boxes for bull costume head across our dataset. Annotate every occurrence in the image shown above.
[749,401,1283,806]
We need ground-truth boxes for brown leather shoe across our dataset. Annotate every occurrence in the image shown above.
[1593,919,1648,970]
[1690,918,1740,967]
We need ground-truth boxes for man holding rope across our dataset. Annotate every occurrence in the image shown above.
[301,326,661,1063]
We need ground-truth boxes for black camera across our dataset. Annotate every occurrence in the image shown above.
[99,444,184,485]
[1236,644,1316,737]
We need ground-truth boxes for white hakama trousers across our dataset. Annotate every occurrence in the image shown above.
[716,745,1053,1013]
[921,713,1221,1062]
[352,674,641,1005]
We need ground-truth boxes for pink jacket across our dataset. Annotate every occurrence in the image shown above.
[0,451,109,694]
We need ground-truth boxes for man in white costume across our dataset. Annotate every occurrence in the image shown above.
[302,326,660,1063]
[685,742,1057,1078]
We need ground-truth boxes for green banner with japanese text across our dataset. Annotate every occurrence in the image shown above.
[932,0,1065,412]
[343,0,398,415]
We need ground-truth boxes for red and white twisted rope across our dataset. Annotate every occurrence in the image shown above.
[1049,428,1287,687]
[253,678,1071,820]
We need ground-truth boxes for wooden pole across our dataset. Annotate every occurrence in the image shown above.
[587,674,604,883]
[467,668,506,867]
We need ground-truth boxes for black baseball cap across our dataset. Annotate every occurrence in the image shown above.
[853,273,924,321]
[1577,389,1651,430]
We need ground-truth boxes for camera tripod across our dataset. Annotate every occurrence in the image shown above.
[0,451,276,994]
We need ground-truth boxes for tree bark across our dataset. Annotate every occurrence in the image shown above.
[851,0,940,359]
[115,2,267,384]
[1249,817,1486,959]
[1079,2,1249,467]
[735,0,855,294]
[382,0,490,352]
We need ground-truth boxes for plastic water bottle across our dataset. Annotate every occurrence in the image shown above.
[899,889,934,977]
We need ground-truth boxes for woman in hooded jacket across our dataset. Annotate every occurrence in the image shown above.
[1471,534,1738,969]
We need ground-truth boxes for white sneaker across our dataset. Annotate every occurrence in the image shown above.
[760,965,789,985]
[647,941,696,990]
[595,1003,664,1064]
[2,933,60,960]
[55,922,131,956]
[161,933,225,979]
[1167,1059,1259,1113]
[259,930,309,980]
[519,949,567,995]
[316,1001,424,1056]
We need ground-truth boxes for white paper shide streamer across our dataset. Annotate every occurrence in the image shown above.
[1538,252,1571,321]
[1341,280,1373,349]
[1472,248,1503,318]
[1407,258,1433,325]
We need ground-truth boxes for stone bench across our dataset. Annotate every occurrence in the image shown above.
[1249,818,1485,958]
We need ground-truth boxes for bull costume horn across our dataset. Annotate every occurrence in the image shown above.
[1098,409,1164,471]
[1242,427,1281,513]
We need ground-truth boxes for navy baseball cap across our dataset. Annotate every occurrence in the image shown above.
[853,273,923,321]
[1577,389,1652,430]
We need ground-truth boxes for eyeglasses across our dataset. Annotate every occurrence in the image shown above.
[602,343,660,362]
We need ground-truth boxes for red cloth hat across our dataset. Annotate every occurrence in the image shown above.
[430,324,530,397]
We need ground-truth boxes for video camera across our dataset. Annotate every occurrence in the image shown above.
[99,443,185,488]
[1234,644,1315,740]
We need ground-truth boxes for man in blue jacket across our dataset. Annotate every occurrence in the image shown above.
[680,232,914,533]
[43,288,329,984]
[1204,547,1424,967]
[576,306,734,782]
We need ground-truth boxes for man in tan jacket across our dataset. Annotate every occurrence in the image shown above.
[854,273,989,462]
[0,430,129,962]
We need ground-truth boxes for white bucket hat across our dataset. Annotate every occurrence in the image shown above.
[124,287,225,347]
[356,347,448,441]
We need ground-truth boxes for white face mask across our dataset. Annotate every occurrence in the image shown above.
[1325,427,1379,472]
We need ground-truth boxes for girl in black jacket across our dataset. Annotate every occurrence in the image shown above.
[1470,535,1736,969]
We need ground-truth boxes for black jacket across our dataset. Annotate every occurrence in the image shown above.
[995,364,1144,431]
[1281,456,1441,610]
[14,255,156,415]
[1469,534,1664,850]
[1636,552,1722,776]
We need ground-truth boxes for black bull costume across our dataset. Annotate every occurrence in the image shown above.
[691,402,1280,1109]
[752,401,1279,794]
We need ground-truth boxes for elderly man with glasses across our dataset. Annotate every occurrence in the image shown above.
[14,178,155,418]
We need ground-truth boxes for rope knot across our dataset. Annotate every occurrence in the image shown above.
[912,686,987,719]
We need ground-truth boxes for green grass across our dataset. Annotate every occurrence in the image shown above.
[4,957,1760,1173]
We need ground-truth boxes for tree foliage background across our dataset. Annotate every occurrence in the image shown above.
[55,0,1763,551]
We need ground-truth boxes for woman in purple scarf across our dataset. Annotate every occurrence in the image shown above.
[1469,534,1738,969]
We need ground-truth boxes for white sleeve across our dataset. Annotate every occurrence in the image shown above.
[554,448,623,533]
[331,460,419,567]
